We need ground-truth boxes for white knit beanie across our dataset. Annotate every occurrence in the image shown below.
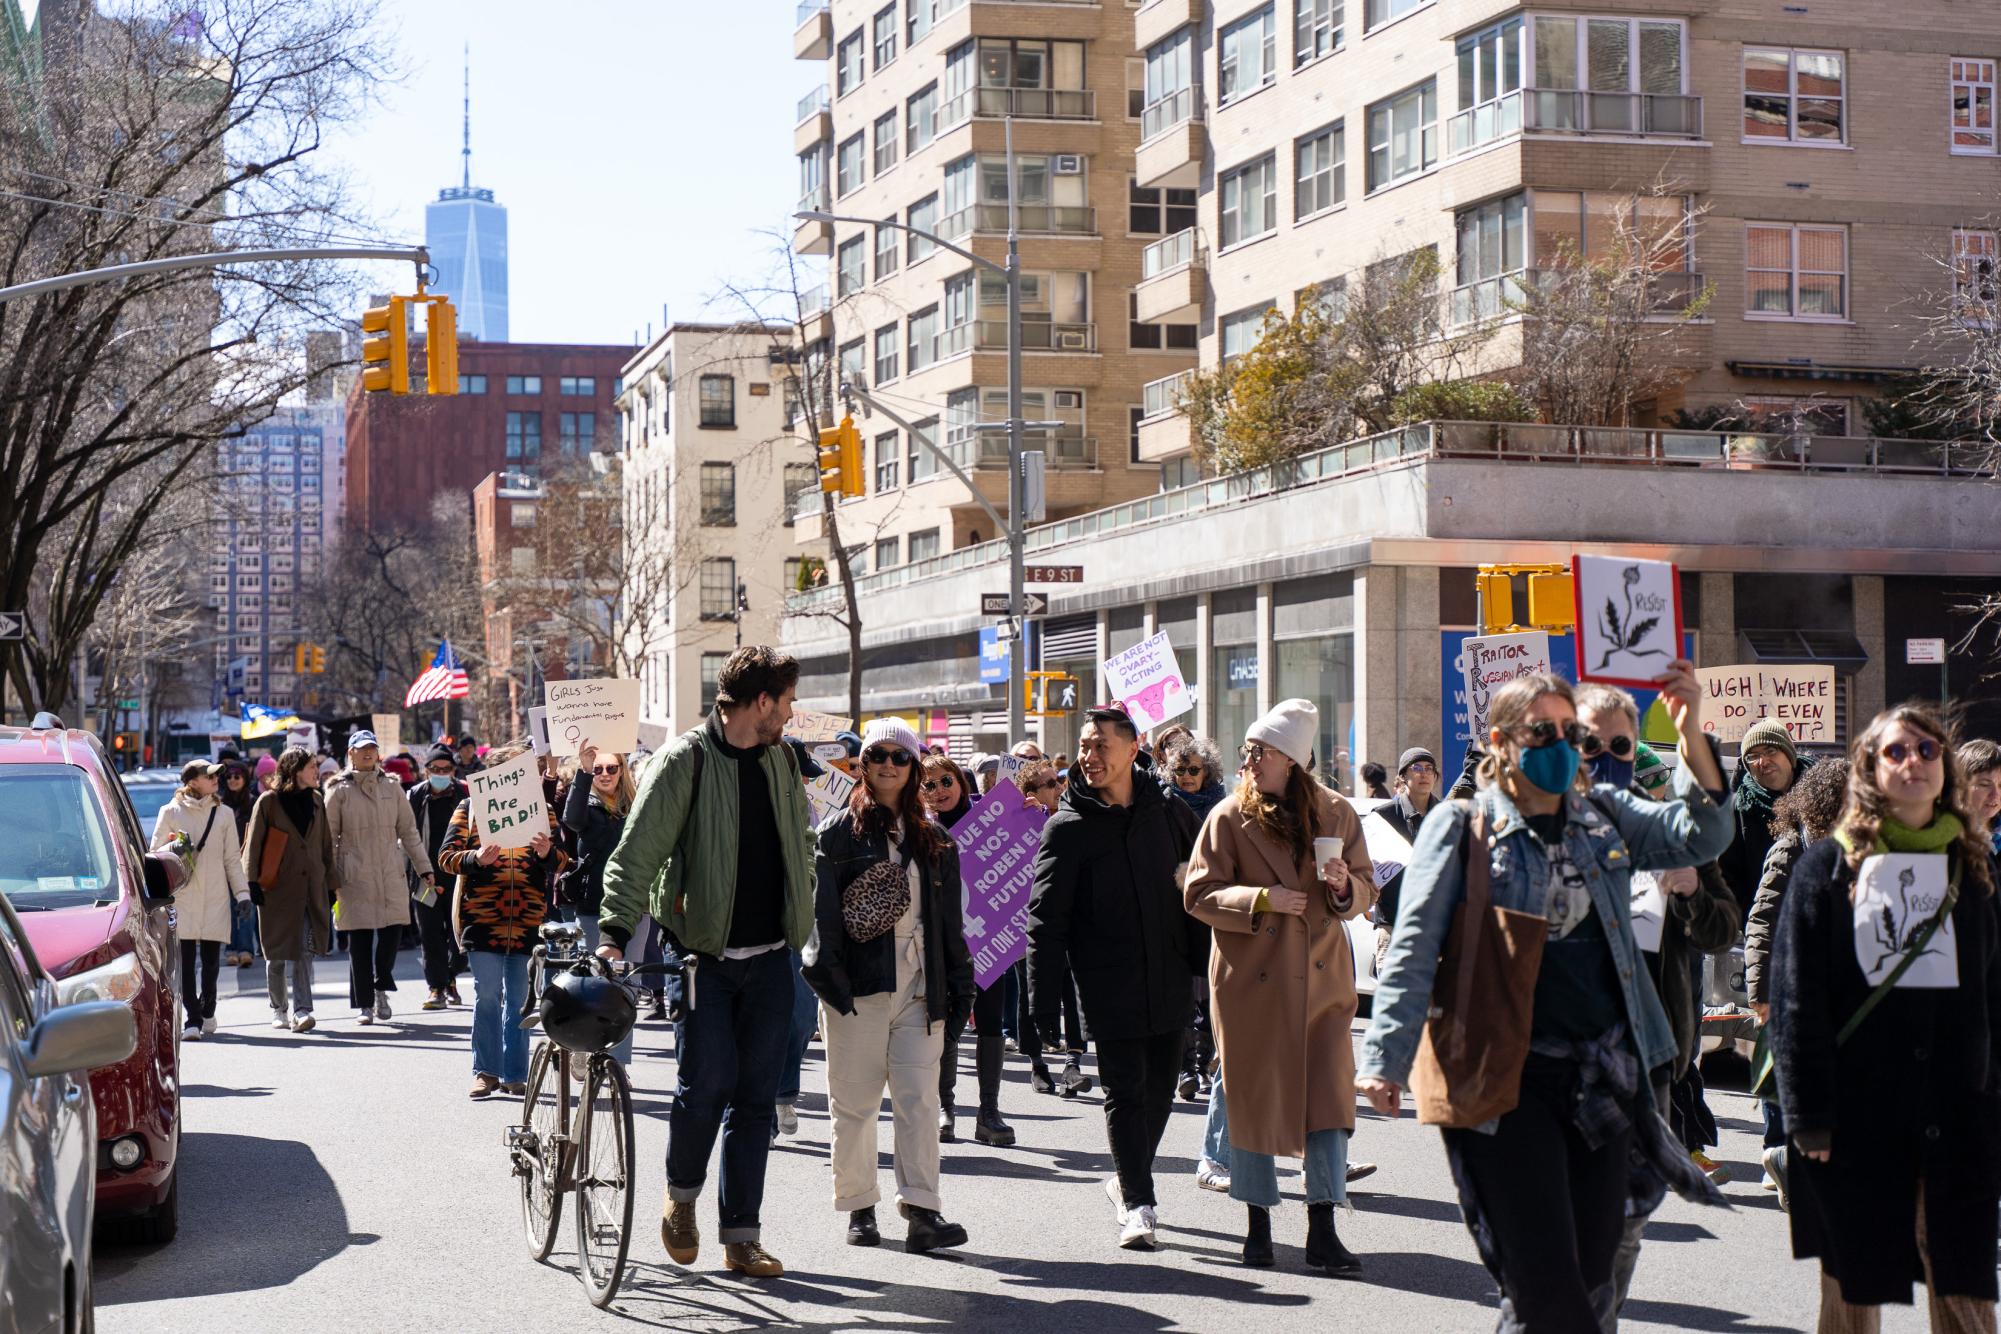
[1246,698,1320,771]
[859,717,922,757]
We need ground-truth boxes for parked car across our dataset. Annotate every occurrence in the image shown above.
[118,771,179,832]
[2,714,184,1242]
[0,888,136,1332]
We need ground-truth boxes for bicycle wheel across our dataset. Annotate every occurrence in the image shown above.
[574,1054,637,1308]
[518,1040,568,1262]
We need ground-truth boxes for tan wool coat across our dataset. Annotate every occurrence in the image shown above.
[1185,786,1376,1158]
[324,769,431,931]
[243,790,335,960]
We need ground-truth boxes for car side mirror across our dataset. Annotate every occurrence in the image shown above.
[22,1000,136,1079]
[141,851,180,902]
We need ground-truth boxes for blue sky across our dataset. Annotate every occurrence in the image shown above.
[322,1,811,347]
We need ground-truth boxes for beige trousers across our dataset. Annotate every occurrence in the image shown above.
[821,969,944,1213]
[1816,1186,1997,1334]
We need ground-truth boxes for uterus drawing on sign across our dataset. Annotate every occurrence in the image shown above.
[1123,675,1184,727]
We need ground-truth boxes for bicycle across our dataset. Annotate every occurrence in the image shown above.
[505,921,675,1308]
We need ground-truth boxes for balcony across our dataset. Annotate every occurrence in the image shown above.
[1447,89,1704,155]
[1136,89,1203,189]
[1135,228,1205,324]
[1448,267,1709,327]
[1142,369,1192,420]
[938,85,1097,126]
[794,87,832,154]
[794,0,831,60]
[793,186,832,256]
[943,433,1099,471]
[1136,0,1201,51]
[936,202,1098,238]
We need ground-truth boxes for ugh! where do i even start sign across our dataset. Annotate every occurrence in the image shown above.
[1692,664,1837,746]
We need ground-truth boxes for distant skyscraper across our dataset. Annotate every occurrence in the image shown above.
[424,49,507,342]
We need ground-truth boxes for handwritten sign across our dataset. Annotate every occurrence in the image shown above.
[1102,631,1192,731]
[785,710,852,743]
[1692,664,1836,746]
[1454,631,1553,743]
[1572,554,1682,689]
[544,678,640,756]
[370,713,401,757]
[1852,854,1956,989]
[804,767,857,828]
[953,779,1048,989]
[467,749,549,849]
[285,723,318,753]
[1358,809,1413,894]
[1629,871,1666,953]
[526,707,551,757]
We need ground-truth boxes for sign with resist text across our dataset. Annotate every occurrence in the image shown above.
[1572,554,1682,689]
[544,679,641,756]
[467,749,549,849]
[954,779,1048,990]
[1692,664,1836,745]
[1454,631,1553,743]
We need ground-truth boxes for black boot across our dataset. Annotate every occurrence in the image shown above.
[975,1103,1016,1146]
[847,1206,880,1247]
[899,1202,968,1254]
[1030,1060,1056,1095]
[973,1036,1016,1145]
[1242,1205,1274,1268]
[1305,1202,1362,1277]
[937,1101,957,1143]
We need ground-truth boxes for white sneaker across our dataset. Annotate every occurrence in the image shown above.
[271,1013,291,1030]
[374,995,392,1022]
[201,1017,217,1036]
[1195,1162,1231,1193]
[1120,1205,1158,1251]
[776,1102,799,1136]
[355,1009,374,1026]
[1104,1176,1128,1225]
[182,1021,203,1041]
[292,1013,316,1033]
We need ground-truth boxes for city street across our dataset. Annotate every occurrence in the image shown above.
[97,950,1845,1334]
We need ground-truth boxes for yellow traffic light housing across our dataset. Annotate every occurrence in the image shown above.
[816,415,863,498]
[424,296,458,395]
[308,644,326,674]
[1476,563,1577,634]
[360,296,409,394]
[1525,572,1575,631]
[1025,671,1077,717]
[1475,570,1514,635]
[293,642,309,675]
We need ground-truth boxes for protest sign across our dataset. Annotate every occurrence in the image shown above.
[1853,854,1957,989]
[804,767,857,828]
[369,713,401,757]
[466,750,549,849]
[1102,631,1192,731]
[785,710,852,743]
[285,723,318,753]
[1572,555,1682,689]
[526,707,551,757]
[996,753,1027,784]
[1453,631,1553,743]
[544,678,640,756]
[1629,871,1666,953]
[953,779,1048,989]
[1692,664,1836,746]
[1358,810,1413,892]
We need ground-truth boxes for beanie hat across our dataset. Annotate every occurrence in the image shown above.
[1632,741,1672,798]
[1246,698,1319,771]
[1397,746,1438,776]
[1739,719,1798,763]
[254,754,278,779]
[426,743,456,767]
[859,717,922,759]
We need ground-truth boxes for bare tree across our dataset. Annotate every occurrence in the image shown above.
[73,478,209,737]
[1897,221,2001,464]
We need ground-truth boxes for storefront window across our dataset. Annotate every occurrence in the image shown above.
[1210,642,1262,751]
[1275,635,1356,790]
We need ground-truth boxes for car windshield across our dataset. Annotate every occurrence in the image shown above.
[0,765,121,910]
[122,780,178,831]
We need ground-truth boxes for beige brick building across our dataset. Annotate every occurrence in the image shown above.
[1131,0,2001,467]
[790,0,1200,568]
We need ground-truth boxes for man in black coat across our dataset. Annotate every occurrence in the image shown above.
[1027,707,1201,1252]
[408,744,468,1008]
[1371,746,1441,971]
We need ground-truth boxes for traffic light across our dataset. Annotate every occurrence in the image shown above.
[360,296,409,394]
[308,644,326,674]
[424,297,458,395]
[1025,671,1078,717]
[292,642,326,674]
[1475,569,1514,635]
[816,415,862,497]
[293,642,309,674]
[1525,571,1575,631]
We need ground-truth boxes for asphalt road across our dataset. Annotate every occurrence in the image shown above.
[92,950,1889,1333]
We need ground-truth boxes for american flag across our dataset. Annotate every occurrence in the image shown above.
[404,639,470,707]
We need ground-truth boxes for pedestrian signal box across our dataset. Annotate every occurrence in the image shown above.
[1025,671,1077,717]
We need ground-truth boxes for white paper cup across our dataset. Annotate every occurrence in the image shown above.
[1314,836,1343,868]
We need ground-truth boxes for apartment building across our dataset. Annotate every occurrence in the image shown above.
[617,323,826,744]
[790,0,1199,569]
[1130,0,2001,467]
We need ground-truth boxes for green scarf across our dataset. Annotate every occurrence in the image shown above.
[1835,811,1964,857]
[1732,751,1816,818]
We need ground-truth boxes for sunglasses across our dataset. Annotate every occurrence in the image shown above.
[863,747,914,767]
[1239,743,1270,766]
[1508,720,1587,751]
[920,776,956,792]
[1024,779,1058,793]
[1880,738,1941,764]
[591,764,622,776]
[1172,764,1205,776]
[1579,734,1634,760]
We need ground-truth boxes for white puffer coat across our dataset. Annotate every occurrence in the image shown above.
[151,791,251,943]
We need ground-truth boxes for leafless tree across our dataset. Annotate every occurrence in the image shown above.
[72,477,209,736]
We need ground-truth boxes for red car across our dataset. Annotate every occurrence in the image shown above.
[2,715,182,1242]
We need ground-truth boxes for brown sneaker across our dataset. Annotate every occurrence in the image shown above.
[661,1195,699,1265]
[469,1074,500,1099]
[724,1240,784,1278]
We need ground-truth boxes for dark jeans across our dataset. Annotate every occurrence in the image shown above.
[939,980,1007,1108]
[1020,966,1085,1062]
[666,947,792,1244]
[346,926,401,1009]
[179,938,222,1021]
[1001,962,1020,1040]
[1096,1028,1187,1209]
[412,895,462,991]
[1762,1096,1787,1149]
[1443,1061,1631,1333]
[777,949,818,1105]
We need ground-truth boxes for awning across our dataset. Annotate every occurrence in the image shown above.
[1725,360,1912,383]
[1737,628,1870,674]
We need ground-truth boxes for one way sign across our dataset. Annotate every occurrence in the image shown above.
[0,611,24,641]
[981,592,1048,617]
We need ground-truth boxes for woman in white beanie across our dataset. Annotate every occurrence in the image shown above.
[1185,698,1377,1272]
[802,719,976,1253]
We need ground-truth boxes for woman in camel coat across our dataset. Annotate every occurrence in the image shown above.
[244,747,337,1032]
[1185,699,1375,1275]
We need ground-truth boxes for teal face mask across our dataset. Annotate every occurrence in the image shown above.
[1518,739,1581,794]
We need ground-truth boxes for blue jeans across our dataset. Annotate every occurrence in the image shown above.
[1203,1077,1231,1168]
[666,947,792,1243]
[1209,1080,1350,1207]
[469,950,531,1084]
[776,949,817,1105]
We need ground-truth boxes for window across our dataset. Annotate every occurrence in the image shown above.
[799,145,826,207]
[1743,48,1845,143]
[839,338,866,392]
[1367,80,1437,191]
[699,462,735,525]
[908,417,940,482]
[700,559,738,620]
[908,528,940,563]
[1219,153,1277,248]
[1295,123,1344,219]
[1128,181,1198,235]
[873,110,899,174]
[943,154,976,225]
[505,374,542,395]
[1746,223,1848,320]
[872,4,897,68]
[1295,0,1342,65]
[1219,7,1277,105]
[874,430,900,492]
[837,133,866,196]
[1453,193,1527,322]
[558,412,596,454]
[1126,57,1146,119]
[559,376,595,396]
[783,557,807,593]
[1129,404,1144,464]
[907,305,939,373]
[1531,190,1690,271]
[1221,304,1269,362]
[874,536,901,570]
[505,411,541,461]
[907,0,935,45]
[1455,18,1522,146]
[907,194,939,262]
[458,373,487,394]
[836,30,865,96]
[1129,293,1199,350]
[837,235,867,296]
[1951,58,1997,153]
[1953,228,1998,316]
[698,374,736,426]
[700,652,726,710]
[907,83,939,154]
[943,40,975,120]
[1143,30,1195,139]
[1365,0,1424,30]
[871,224,899,285]
[874,323,900,383]
[783,462,818,523]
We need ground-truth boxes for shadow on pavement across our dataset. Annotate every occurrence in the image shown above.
[95,1131,365,1303]
[1618,1298,1799,1332]
[180,1084,274,1099]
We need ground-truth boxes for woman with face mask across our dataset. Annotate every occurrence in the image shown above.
[408,745,469,1009]
[1358,662,1732,1331]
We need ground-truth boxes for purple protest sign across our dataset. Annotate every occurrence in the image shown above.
[951,778,1048,990]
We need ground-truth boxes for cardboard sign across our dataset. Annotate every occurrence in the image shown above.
[996,754,1027,784]
[1853,854,1958,989]
[1691,665,1836,746]
[1629,871,1666,953]
[1454,631,1553,743]
[954,779,1049,989]
[526,707,551,757]
[544,678,640,756]
[370,713,401,757]
[1358,809,1413,894]
[1572,555,1682,689]
[466,749,549,849]
[285,723,318,752]
[804,767,857,828]
[785,710,852,743]
[1102,631,1192,731]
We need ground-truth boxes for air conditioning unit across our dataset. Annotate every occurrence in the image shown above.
[1053,154,1084,174]
[1056,331,1089,350]
[1054,390,1084,409]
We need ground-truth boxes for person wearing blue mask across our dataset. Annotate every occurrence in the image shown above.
[409,744,469,1009]
[1358,663,1731,1332]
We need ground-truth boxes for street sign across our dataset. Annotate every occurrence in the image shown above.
[115,698,141,711]
[1025,565,1084,585]
[1906,637,1947,665]
[981,592,1048,617]
[0,610,23,640]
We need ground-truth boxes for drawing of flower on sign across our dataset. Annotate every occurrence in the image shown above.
[1573,554,1683,688]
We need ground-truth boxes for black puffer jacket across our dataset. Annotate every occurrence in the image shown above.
[557,780,625,915]
[802,812,974,1028]
[1027,774,1202,1043]
[408,779,466,877]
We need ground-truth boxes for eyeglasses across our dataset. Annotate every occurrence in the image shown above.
[1239,743,1270,766]
[591,764,622,776]
[426,766,455,776]
[1403,761,1439,776]
[1173,764,1205,777]
[919,776,956,792]
[1881,738,1941,765]
[1578,733,1634,760]
[863,747,914,767]
[1508,720,1587,751]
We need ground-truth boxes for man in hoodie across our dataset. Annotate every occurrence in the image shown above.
[409,744,467,1009]
[1027,706,1201,1252]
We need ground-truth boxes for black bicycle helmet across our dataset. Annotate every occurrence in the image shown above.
[538,968,637,1054]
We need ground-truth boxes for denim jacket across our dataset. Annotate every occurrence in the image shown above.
[1358,756,1733,1088]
